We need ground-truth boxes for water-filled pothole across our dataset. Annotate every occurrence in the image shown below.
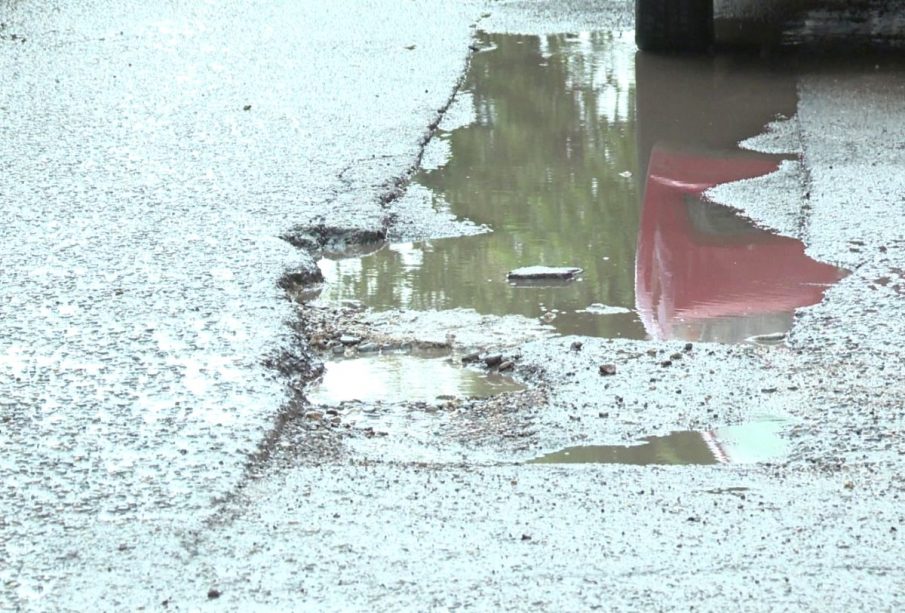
[307,353,523,405]
[530,418,789,465]
[315,32,846,343]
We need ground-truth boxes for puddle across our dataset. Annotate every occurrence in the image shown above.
[530,418,789,465]
[315,32,846,343]
[307,353,523,405]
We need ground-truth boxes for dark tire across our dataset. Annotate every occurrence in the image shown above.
[635,0,714,53]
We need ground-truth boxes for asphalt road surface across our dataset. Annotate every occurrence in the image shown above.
[2,0,903,610]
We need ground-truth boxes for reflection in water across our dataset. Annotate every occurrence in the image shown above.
[531,418,789,465]
[316,33,846,342]
[318,31,645,338]
[632,53,847,341]
[635,148,848,342]
[307,354,523,405]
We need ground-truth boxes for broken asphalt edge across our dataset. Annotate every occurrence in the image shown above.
[201,26,489,530]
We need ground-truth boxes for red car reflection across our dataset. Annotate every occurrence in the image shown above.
[635,146,847,342]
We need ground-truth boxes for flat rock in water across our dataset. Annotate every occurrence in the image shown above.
[507,266,582,281]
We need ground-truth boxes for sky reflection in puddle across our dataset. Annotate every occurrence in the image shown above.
[315,31,846,343]
[307,353,523,405]
[530,418,789,465]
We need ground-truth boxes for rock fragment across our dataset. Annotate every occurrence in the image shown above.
[484,354,503,367]
[599,364,616,376]
[507,266,582,281]
[461,352,481,364]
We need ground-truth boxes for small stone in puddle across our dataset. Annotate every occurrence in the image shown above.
[498,360,514,372]
[358,342,379,353]
[749,332,787,344]
[507,266,582,281]
[339,335,361,346]
[570,341,583,352]
[461,352,481,364]
[599,364,616,376]
[484,354,503,367]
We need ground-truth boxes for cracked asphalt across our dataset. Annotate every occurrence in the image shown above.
[2,0,904,610]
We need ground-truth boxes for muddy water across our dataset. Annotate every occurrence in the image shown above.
[531,418,789,465]
[316,32,846,343]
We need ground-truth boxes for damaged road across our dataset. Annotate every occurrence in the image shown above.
[2,0,904,610]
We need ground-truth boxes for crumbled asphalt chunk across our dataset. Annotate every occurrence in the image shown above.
[461,352,481,364]
[484,354,503,367]
[599,364,617,376]
[570,341,583,352]
[507,266,582,281]
[339,335,361,346]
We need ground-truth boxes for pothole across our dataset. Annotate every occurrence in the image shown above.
[307,351,524,405]
[301,31,849,442]
[530,418,790,465]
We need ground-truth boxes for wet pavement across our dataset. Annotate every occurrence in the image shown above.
[3,0,905,610]
[0,0,484,607]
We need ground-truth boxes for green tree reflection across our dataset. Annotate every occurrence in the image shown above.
[321,32,644,338]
